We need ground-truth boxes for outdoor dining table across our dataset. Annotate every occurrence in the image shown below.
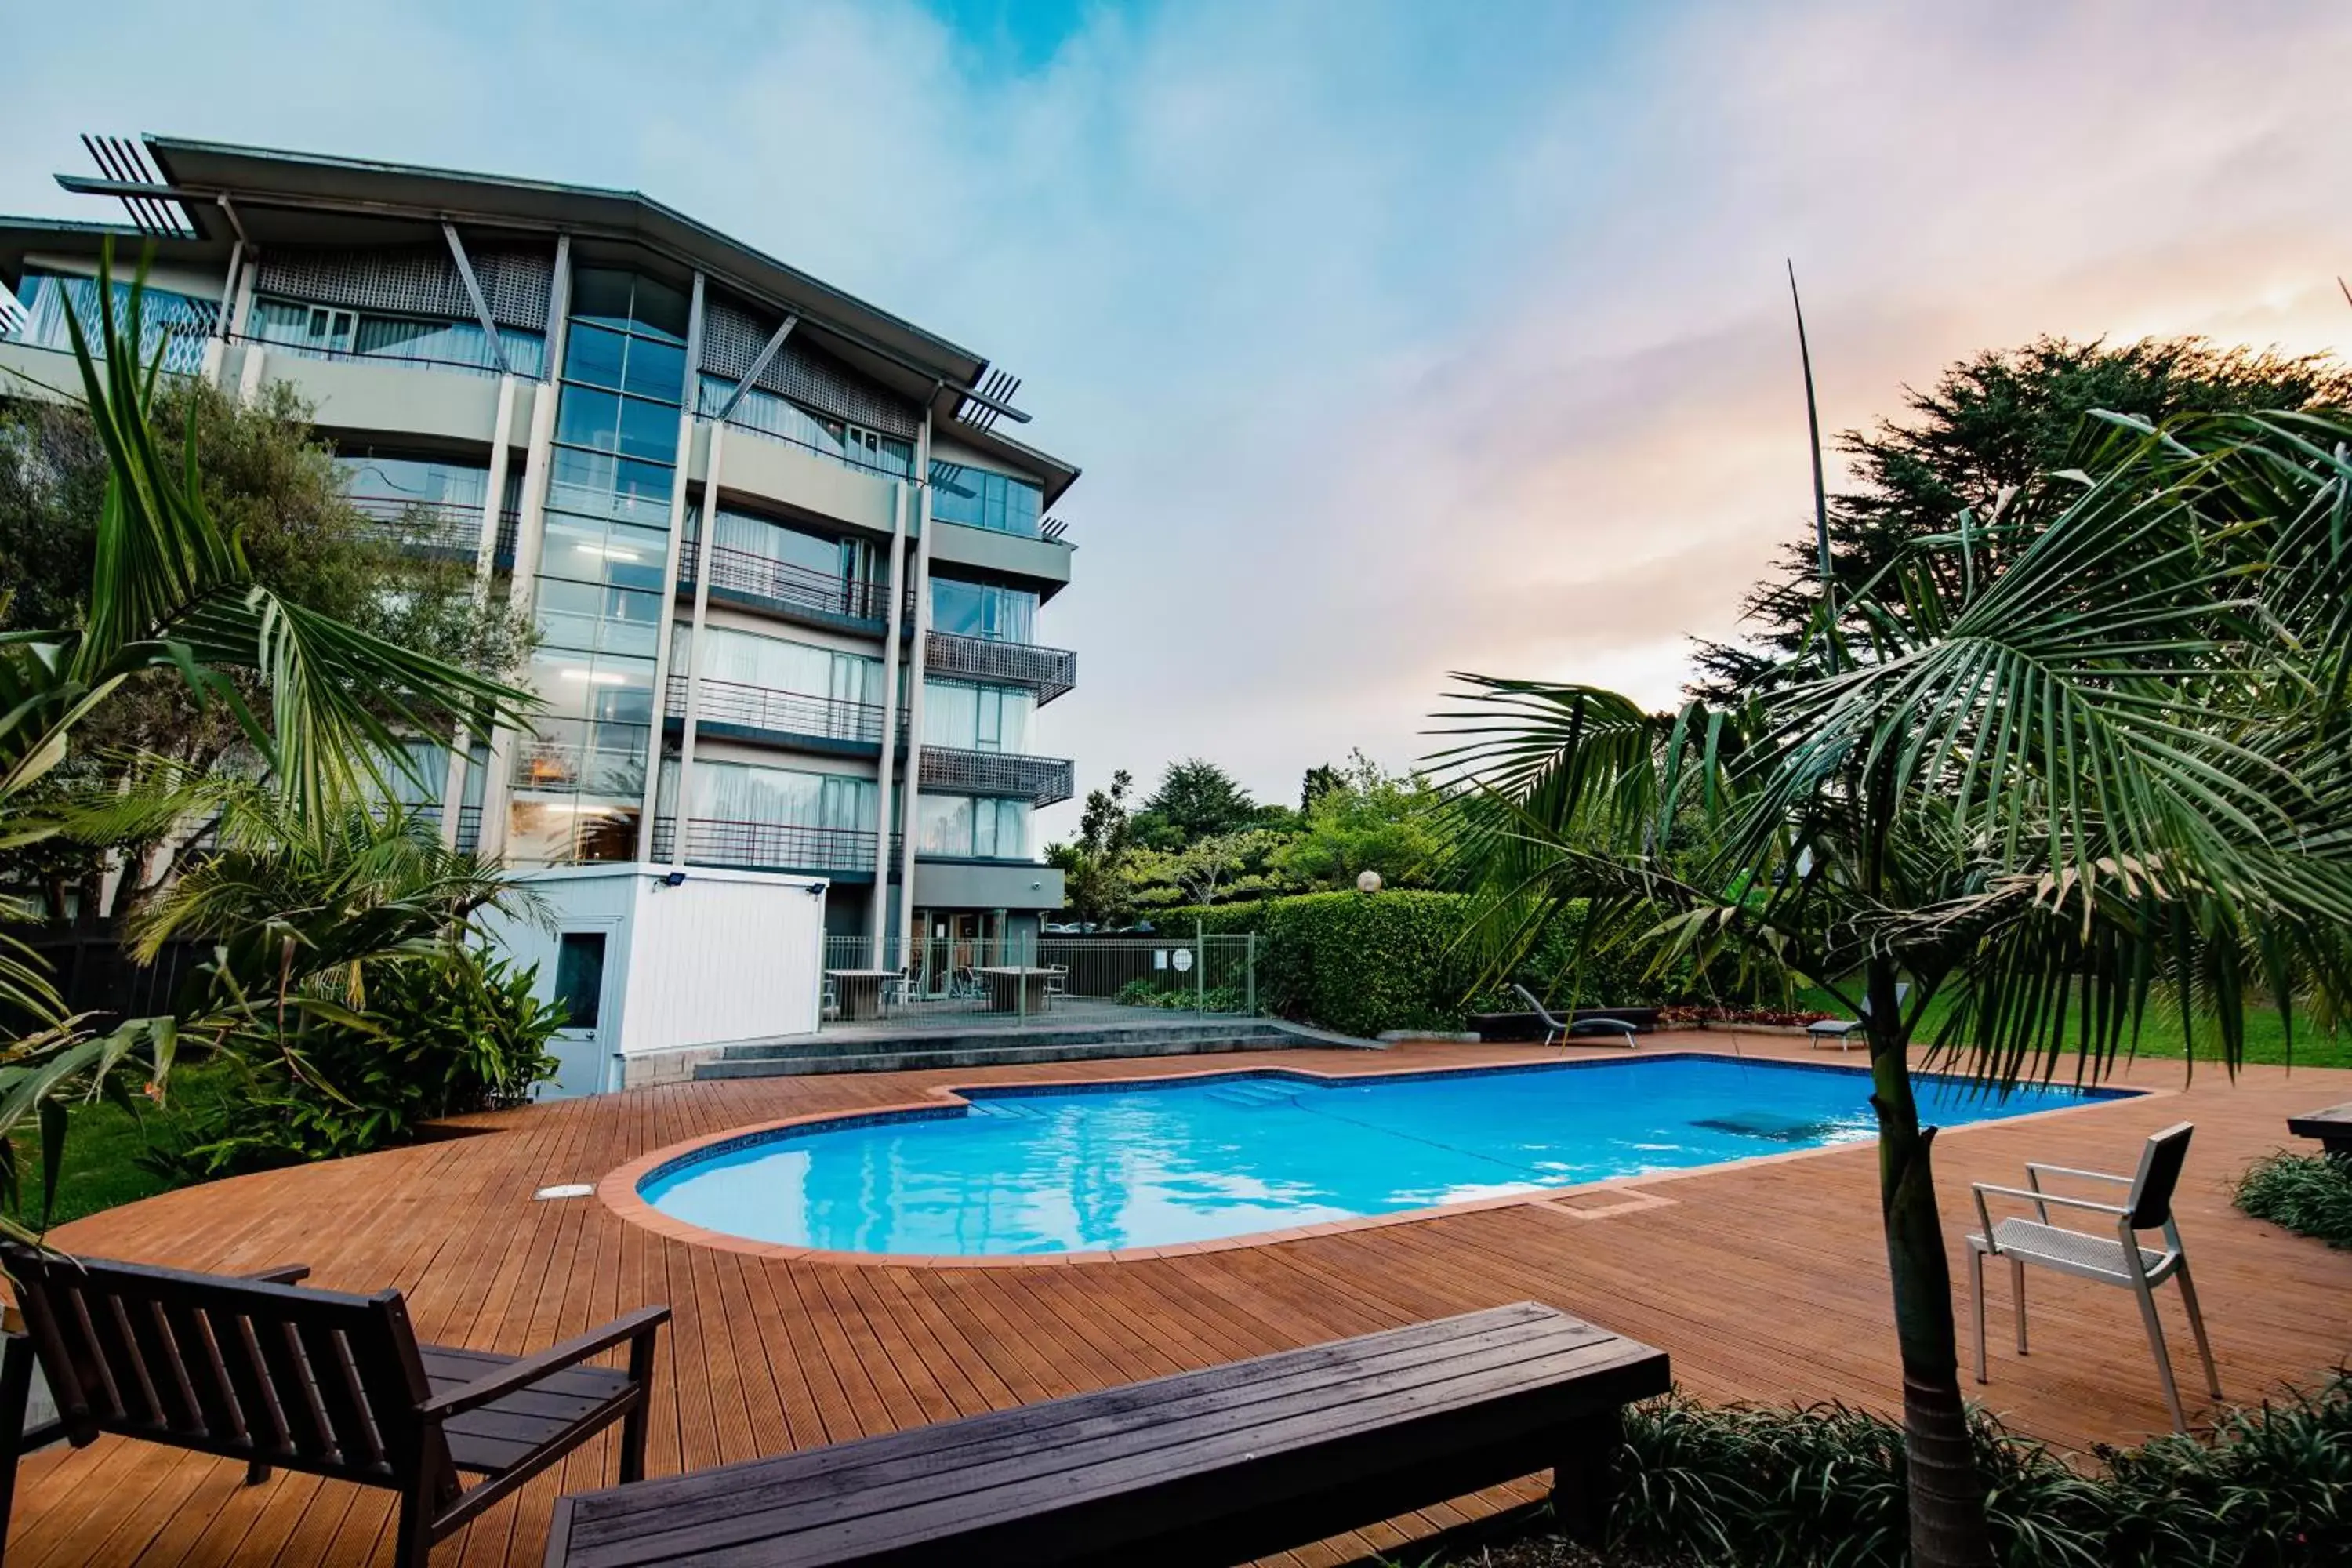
[825,968,898,1022]
[976,965,1058,1015]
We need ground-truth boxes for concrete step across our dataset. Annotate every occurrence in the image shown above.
[692,1027,1305,1080]
[717,1020,1287,1062]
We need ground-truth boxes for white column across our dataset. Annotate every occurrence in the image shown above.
[439,373,520,848]
[668,424,724,867]
[868,481,911,954]
[896,449,934,964]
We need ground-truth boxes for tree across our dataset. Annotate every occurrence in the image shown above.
[1438,408,2352,1567]
[1,372,532,927]
[1272,750,1444,891]
[1126,827,1288,909]
[1131,757,1261,850]
[1690,337,2352,703]
[1300,764,1345,813]
[1046,768,1137,927]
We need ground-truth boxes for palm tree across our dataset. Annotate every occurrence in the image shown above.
[1434,408,2352,1567]
[0,247,535,1231]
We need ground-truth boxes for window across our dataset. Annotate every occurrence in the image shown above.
[917,793,1031,858]
[673,625,880,710]
[249,297,544,377]
[924,679,1034,753]
[552,933,608,1029]
[930,578,1037,643]
[929,461,1041,536]
[698,378,914,478]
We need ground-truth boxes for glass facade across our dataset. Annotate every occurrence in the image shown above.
[929,460,1041,537]
[929,577,1038,643]
[673,624,881,708]
[916,793,1031,859]
[7,270,216,375]
[510,268,690,864]
[247,297,545,378]
[923,678,1035,754]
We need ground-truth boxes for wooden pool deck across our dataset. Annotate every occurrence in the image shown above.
[13,1036,2351,1567]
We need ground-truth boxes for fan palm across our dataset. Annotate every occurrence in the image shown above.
[1433,408,2352,1568]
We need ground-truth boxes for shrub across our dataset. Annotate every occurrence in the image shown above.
[2234,1152,2352,1248]
[1413,1378,2352,1568]
[146,947,562,1179]
[1143,892,1675,1037]
[1114,978,1249,1013]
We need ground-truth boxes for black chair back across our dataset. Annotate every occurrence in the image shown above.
[2,1246,452,1497]
[2127,1123,2195,1229]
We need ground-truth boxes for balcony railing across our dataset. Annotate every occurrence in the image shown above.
[924,630,1076,706]
[919,747,1076,807]
[679,541,900,625]
[233,325,545,381]
[664,674,895,747]
[349,495,485,555]
[649,817,884,874]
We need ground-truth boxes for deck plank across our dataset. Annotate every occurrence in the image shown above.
[13,1036,2351,1567]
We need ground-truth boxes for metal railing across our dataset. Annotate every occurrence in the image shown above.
[663,673,895,746]
[232,328,544,381]
[679,540,900,624]
[817,932,1258,1024]
[918,747,1075,807]
[650,816,883,873]
[924,630,1076,706]
[348,494,485,555]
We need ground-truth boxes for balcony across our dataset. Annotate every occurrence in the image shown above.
[664,674,898,751]
[919,747,1075,807]
[924,630,1076,706]
[348,495,488,557]
[649,817,884,876]
[679,541,903,628]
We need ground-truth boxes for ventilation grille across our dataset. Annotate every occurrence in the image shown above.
[701,294,917,437]
[254,245,553,330]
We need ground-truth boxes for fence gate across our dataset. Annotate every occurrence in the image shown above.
[818,928,1258,1025]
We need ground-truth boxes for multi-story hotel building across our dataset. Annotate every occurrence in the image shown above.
[0,136,1077,964]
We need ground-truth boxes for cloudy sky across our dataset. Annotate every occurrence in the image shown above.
[8,1,2351,833]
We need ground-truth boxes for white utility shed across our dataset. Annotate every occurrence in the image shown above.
[483,865,827,1097]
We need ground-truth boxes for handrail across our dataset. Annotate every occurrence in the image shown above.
[917,747,1076,807]
[679,540,901,623]
[650,816,890,873]
[924,630,1076,706]
[229,329,535,381]
[663,673,895,746]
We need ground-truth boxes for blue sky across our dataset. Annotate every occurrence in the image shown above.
[7,2,2351,833]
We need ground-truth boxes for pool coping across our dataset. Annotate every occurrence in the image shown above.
[596,1045,2163,1269]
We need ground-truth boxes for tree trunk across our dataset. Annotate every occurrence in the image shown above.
[1865,960,1994,1568]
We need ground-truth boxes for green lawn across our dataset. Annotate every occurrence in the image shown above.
[9,1061,237,1231]
[1791,985,2351,1071]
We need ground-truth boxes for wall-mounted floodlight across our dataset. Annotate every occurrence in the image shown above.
[662,870,687,888]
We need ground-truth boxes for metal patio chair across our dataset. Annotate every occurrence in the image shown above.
[1806,982,1908,1051]
[1510,985,1636,1048]
[1044,964,1069,999]
[1965,1121,2220,1432]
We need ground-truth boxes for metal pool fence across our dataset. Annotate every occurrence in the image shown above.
[818,931,1258,1024]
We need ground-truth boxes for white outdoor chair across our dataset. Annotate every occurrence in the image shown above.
[1510,985,1637,1049]
[1966,1121,2220,1432]
[1806,982,1908,1051]
[1044,964,1069,999]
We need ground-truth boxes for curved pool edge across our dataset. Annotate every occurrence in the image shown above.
[597,1047,2162,1270]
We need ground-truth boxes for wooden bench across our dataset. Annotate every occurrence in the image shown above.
[546,1301,1668,1568]
[2288,1102,2352,1162]
[0,1245,670,1568]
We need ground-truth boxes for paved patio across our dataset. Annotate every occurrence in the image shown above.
[11,1035,2350,1566]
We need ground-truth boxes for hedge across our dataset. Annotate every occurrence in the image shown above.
[1139,890,1668,1039]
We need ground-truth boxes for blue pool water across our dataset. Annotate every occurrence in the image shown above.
[641,1054,2122,1257]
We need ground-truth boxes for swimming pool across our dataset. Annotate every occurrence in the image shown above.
[637,1054,2124,1258]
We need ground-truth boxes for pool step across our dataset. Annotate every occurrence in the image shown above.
[1205,1081,1301,1109]
[693,1022,1312,1080]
